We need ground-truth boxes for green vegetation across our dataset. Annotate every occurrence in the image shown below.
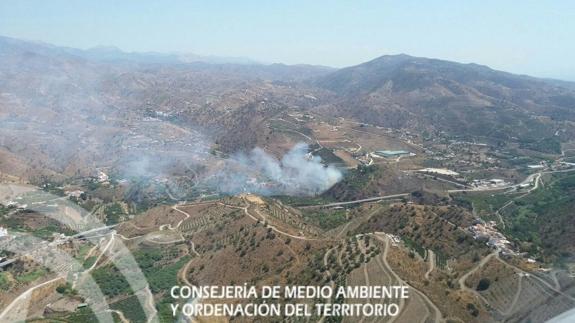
[0,216,25,232]
[453,192,512,222]
[467,303,479,317]
[0,272,12,290]
[502,172,575,261]
[32,223,72,239]
[110,295,147,323]
[302,208,348,230]
[476,278,491,291]
[312,147,345,166]
[134,249,190,293]
[131,247,190,321]
[92,265,132,297]
[324,164,382,201]
[403,237,426,258]
[0,213,75,239]
[519,137,562,154]
[91,246,189,321]
[454,171,575,262]
[17,268,46,283]
[39,179,66,196]
[54,307,99,323]
[56,282,77,296]
[83,256,97,269]
[75,243,93,259]
[83,178,104,191]
[503,155,544,168]
[435,251,448,269]
[0,205,12,216]
[343,164,378,188]
[104,202,125,225]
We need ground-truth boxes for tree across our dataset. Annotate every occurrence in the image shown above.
[476,278,491,291]
[467,303,479,317]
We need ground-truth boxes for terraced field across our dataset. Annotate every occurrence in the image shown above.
[341,235,438,323]
[462,252,575,322]
[508,276,575,322]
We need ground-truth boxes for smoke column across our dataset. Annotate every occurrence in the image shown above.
[211,143,343,196]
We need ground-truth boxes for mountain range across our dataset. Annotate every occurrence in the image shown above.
[1,34,574,175]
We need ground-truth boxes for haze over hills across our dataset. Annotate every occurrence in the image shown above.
[0,35,259,65]
[2,35,575,323]
[0,35,334,78]
[1,34,575,178]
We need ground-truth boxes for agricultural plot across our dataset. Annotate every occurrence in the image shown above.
[318,140,360,151]
[522,293,575,323]
[178,214,213,233]
[342,264,371,323]
[312,147,346,167]
[109,295,147,323]
[341,237,430,323]
[301,207,348,232]
[178,204,237,234]
[395,292,431,323]
[434,251,449,270]
[463,253,575,322]
[555,271,575,296]
[478,273,521,314]
[333,150,360,168]
[264,201,321,236]
[402,237,426,259]
[506,276,575,322]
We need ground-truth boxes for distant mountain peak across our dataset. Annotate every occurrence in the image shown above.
[86,45,123,53]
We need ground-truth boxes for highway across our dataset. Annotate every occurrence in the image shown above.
[69,224,118,238]
[299,193,409,209]
[298,169,546,209]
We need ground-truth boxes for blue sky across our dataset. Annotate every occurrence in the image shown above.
[1,0,574,80]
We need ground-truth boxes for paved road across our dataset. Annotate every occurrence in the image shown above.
[300,193,409,209]
[298,167,575,210]
[449,167,575,194]
[70,224,117,238]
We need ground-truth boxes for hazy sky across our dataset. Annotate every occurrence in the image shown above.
[1,1,574,80]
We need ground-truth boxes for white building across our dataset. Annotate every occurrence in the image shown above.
[97,171,109,183]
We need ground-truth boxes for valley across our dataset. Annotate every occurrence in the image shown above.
[1,35,575,322]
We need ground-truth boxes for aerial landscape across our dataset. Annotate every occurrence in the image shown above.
[1,2,575,323]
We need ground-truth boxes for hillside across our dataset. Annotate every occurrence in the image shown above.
[314,54,575,153]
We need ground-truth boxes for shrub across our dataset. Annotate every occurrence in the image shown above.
[476,278,491,291]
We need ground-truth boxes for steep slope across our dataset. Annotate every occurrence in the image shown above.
[315,54,575,152]
[0,36,332,181]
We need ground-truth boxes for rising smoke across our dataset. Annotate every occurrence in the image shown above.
[0,40,343,198]
[210,143,343,196]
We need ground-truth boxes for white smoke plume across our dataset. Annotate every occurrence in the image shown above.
[211,143,343,196]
